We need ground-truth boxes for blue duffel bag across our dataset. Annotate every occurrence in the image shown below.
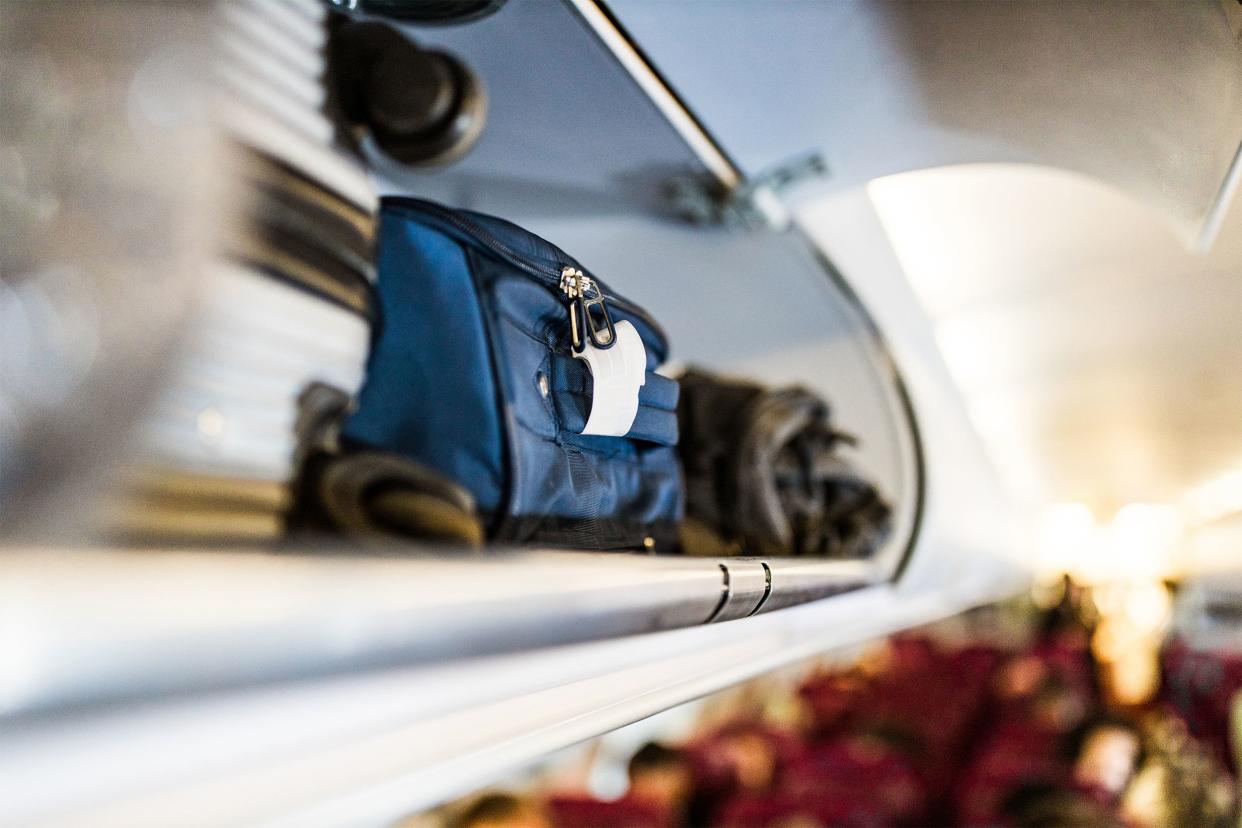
[342,197,683,550]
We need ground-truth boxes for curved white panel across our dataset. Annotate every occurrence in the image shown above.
[608,0,1242,242]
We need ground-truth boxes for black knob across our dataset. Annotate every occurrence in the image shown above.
[328,0,508,26]
[330,21,485,166]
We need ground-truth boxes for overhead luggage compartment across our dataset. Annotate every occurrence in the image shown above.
[1,0,1139,822]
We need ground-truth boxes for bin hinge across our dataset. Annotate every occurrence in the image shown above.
[665,151,828,231]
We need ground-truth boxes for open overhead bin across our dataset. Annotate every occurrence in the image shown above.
[0,0,958,712]
[0,0,1083,823]
[3,0,951,645]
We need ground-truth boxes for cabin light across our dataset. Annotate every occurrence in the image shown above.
[1181,465,1242,525]
[1092,581,1127,616]
[1104,503,1182,583]
[1090,579,1171,706]
[1122,580,1171,630]
[1036,502,1095,580]
[1042,503,1183,584]
[1104,641,1162,705]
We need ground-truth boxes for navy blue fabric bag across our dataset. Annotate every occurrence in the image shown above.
[342,197,683,549]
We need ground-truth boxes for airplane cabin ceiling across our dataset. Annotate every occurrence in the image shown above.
[861,164,1242,514]
[609,0,1242,245]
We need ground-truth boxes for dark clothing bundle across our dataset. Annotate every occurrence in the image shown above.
[677,369,891,558]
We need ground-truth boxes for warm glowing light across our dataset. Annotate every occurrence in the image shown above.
[1089,579,1171,706]
[1038,503,1183,584]
[1106,645,1161,705]
[1036,502,1095,580]
[1105,503,1182,582]
[1122,581,1171,629]
[1091,582,1127,617]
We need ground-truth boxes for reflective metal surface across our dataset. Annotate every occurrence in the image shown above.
[0,546,878,718]
[0,574,999,828]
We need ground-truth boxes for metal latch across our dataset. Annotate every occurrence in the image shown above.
[666,152,828,230]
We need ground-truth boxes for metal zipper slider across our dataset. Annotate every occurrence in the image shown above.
[560,266,616,352]
[559,266,584,348]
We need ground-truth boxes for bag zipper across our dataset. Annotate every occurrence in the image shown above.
[382,197,668,351]
[559,266,615,353]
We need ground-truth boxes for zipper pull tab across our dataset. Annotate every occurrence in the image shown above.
[561,266,616,353]
[559,267,584,349]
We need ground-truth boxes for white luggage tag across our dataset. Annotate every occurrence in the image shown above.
[573,319,646,437]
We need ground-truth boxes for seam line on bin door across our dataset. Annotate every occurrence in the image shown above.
[746,562,773,617]
[704,563,731,624]
[566,0,743,190]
